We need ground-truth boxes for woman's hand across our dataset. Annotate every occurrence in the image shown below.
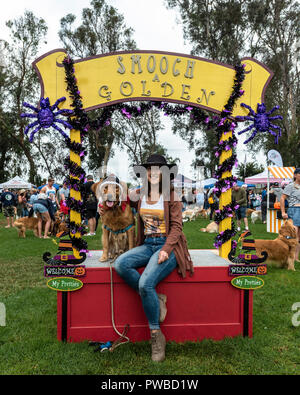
[99,207,105,216]
[158,250,169,264]
[282,212,288,219]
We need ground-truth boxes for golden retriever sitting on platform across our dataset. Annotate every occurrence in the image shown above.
[92,175,135,262]
[255,219,297,270]
[200,221,218,233]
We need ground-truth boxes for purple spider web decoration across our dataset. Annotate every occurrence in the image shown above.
[235,103,283,144]
[21,97,73,142]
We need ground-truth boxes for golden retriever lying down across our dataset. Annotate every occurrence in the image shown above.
[255,219,298,270]
[92,175,135,262]
[200,221,218,233]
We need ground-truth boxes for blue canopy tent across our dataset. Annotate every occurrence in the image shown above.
[38,183,60,190]
[204,180,255,189]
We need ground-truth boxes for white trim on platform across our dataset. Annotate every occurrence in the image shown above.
[84,249,229,267]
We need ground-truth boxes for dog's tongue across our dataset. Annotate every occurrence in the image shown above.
[106,201,114,208]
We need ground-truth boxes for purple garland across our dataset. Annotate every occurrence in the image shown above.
[62,55,89,252]
[212,64,246,248]
[61,56,246,252]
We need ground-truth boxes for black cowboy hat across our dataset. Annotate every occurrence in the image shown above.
[134,154,178,178]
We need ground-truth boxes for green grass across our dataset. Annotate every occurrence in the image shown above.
[0,214,300,375]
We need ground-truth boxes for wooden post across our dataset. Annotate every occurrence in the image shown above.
[219,125,232,259]
[69,129,82,259]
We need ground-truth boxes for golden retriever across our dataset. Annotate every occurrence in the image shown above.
[13,217,39,238]
[251,210,262,224]
[255,219,297,270]
[92,176,135,262]
[247,208,256,217]
[200,221,219,233]
[14,212,68,238]
[182,208,197,221]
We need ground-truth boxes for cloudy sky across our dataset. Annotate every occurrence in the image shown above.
[0,0,255,182]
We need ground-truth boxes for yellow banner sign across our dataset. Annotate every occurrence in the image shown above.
[33,49,273,117]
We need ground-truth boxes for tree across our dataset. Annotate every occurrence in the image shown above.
[165,0,247,63]
[165,0,300,167]
[113,104,179,168]
[244,0,300,166]
[236,161,264,179]
[4,11,48,183]
[59,0,137,173]
[169,112,218,177]
[59,0,136,58]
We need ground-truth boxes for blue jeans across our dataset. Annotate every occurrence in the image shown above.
[114,236,177,330]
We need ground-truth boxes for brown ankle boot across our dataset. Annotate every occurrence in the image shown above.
[158,294,167,323]
[151,330,166,362]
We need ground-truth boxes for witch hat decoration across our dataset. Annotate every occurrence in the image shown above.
[228,230,268,264]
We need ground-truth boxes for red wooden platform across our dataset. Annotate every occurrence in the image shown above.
[57,250,253,343]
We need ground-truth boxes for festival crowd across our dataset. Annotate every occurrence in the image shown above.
[180,180,292,231]
[0,175,102,237]
[0,175,295,236]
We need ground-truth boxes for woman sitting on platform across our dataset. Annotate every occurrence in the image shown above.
[113,154,194,362]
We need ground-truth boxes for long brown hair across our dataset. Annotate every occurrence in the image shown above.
[143,170,174,199]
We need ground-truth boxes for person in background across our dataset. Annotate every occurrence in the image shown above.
[207,187,218,221]
[196,189,204,209]
[203,190,209,210]
[181,188,187,211]
[42,177,59,212]
[58,181,70,219]
[272,182,284,203]
[16,189,27,218]
[280,168,300,262]
[261,186,276,224]
[84,175,98,236]
[248,188,256,209]
[28,188,38,217]
[0,188,16,228]
[262,186,267,198]
[232,184,249,231]
[186,188,196,208]
[32,192,55,239]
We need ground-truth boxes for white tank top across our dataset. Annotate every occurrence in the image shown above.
[140,195,166,235]
[44,186,56,202]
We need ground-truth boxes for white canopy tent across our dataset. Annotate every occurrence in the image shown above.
[244,170,280,184]
[173,173,195,188]
[0,176,34,190]
[246,166,295,233]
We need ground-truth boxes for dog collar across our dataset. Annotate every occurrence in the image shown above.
[104,222,134,235]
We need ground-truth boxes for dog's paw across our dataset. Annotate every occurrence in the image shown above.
[99,255,109,262]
